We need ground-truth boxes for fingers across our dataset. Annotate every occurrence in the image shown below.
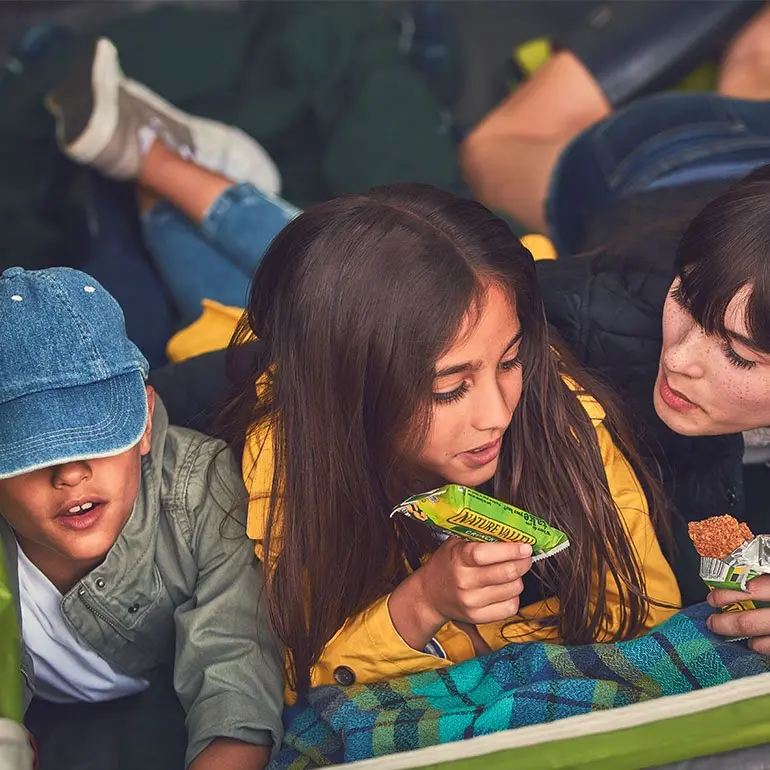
[461,578,524,610]
[706,576,770,648]
[465,596,523,625]
[428,539,533,625]
[708,606,770,641]
[749,635,770,655]
[458,540,533,567]
[708,574,770,608]
[472,557,532,589]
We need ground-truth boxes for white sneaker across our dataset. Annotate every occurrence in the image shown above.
[45,37,281,193]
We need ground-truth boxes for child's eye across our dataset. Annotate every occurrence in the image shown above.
[722,340,756,370]
[500,355,522,371]
[432,381,469,405]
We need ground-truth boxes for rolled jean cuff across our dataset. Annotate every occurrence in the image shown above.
[202,182,300,242]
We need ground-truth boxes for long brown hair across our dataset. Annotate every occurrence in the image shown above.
[225,183,671,693]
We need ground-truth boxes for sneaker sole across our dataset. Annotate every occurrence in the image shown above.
[46,38,122,164]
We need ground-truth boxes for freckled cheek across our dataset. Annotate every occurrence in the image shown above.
[721,377,765,411]
[661,303,682,347]
[704,369,770,429]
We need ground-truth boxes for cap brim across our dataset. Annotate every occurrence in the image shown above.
[0,371,148,479]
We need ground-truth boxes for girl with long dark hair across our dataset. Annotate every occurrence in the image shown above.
[227,183,679,697]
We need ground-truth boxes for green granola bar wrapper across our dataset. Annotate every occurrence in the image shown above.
[391,484,569,562]
[699,535,770,616]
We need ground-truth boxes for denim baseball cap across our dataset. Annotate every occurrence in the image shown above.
[0,267,149,479]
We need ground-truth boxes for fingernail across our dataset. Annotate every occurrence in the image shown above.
[706,616,714,631]
[519,543,532,558]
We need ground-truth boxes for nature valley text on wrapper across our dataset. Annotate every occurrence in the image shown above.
[391,484,569,562]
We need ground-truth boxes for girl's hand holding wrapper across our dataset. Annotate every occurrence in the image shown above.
[389,485,568,630]
[689,515,770,652]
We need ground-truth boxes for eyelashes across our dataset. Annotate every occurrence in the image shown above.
[499,356,523,372]
[722,341,756,370]
[672,284,757,370]
[432,356,522,405]
[432,381,469,405]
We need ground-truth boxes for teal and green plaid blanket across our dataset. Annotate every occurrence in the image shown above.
[272,605,770,768]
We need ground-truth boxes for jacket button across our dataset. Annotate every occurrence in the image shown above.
[128,603,140,614]
[95,578,106,589]
[77,587,86,597]
[726,488,737,506]
[333,666,356,686]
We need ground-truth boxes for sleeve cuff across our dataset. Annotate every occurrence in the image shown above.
[185,692,282,767]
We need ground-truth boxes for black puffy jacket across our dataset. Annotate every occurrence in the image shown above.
[537,182,747,606]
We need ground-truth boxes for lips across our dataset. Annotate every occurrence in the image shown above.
[659,371,698,412]
[54,497,108,532]
[458,438,502,468]
[56,497,105,519]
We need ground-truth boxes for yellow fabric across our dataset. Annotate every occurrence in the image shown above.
[513,37,552,77]
[166,299,244,363]
[521,233,557,261]
[676,62,718,93]
[243,383,680,703]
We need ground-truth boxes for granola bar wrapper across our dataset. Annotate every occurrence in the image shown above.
[700,535,770,614]
[391,484,569,562]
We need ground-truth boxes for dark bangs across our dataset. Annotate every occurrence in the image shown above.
[675,164,770,354]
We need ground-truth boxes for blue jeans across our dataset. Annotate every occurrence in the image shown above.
[547,92,770,257]
[142,183,300,325]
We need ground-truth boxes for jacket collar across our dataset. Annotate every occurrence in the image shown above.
[89,397,170,584]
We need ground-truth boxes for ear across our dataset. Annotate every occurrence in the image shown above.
[138,385,156,457]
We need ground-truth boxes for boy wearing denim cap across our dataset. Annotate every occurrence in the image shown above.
[0,267,283,770]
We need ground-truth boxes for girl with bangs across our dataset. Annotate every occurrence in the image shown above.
[224,183,679,697]
[657,169,770,440]
[537,166,770,653]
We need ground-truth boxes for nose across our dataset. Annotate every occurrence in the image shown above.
[471,376,514,434]
[663,320,707,380]
[52,461,92,488]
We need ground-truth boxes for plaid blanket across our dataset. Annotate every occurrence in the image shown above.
[272,604,770,768]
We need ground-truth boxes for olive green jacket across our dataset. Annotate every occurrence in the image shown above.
[0,399,283,766]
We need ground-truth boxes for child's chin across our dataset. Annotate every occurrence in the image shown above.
[446,464,498,488]
[61,536,113,564]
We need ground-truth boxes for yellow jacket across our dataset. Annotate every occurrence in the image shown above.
[243,388,681,703]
